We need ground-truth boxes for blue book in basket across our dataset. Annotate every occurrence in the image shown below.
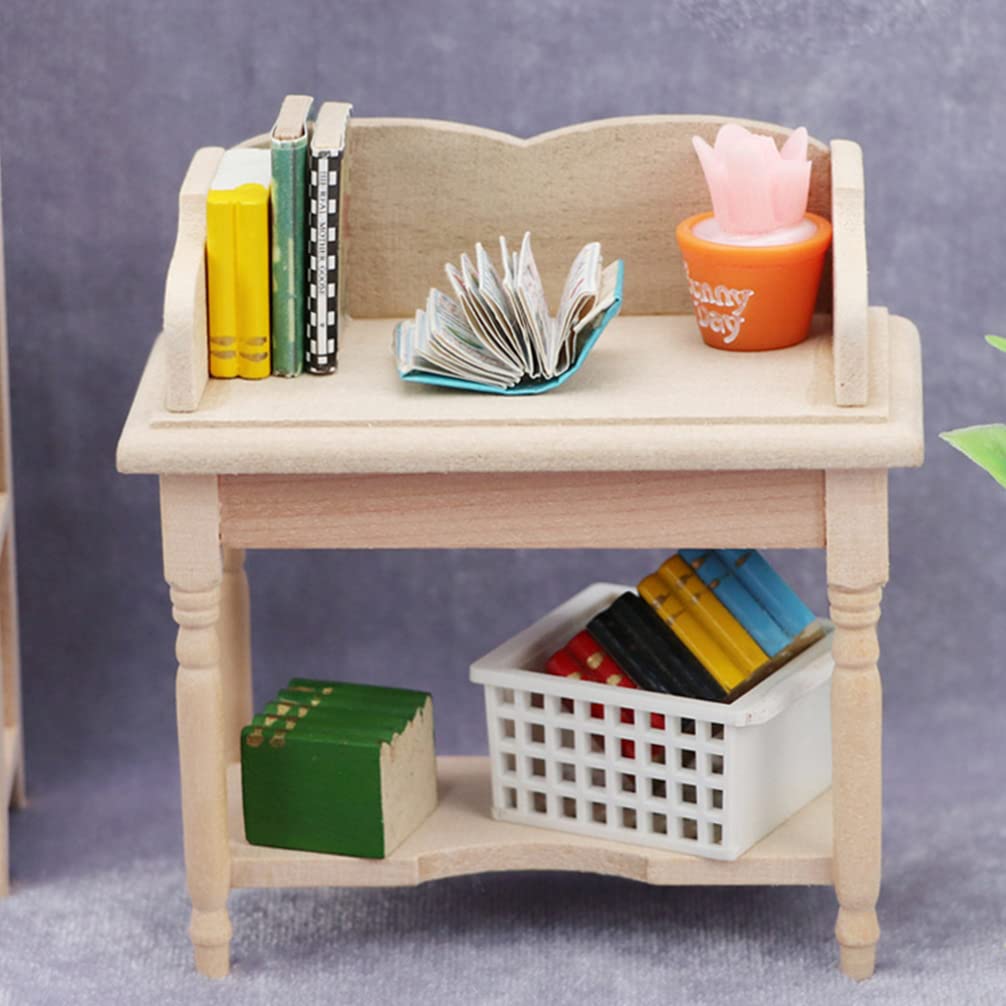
[679,548,817,656]
[393,233,623,395]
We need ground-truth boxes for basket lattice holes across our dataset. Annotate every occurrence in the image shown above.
[471,583,833,862]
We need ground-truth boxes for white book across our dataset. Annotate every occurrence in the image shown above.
[394,233,622,391]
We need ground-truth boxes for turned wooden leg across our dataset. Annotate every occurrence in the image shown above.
[0,528,24,809]
[0,776,7,898]
[162,476,232,978]
[219,547,252,764]
[0,495,19,897]
[825,470,888,981]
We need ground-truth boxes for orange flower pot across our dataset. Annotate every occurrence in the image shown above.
[675,212,833,351]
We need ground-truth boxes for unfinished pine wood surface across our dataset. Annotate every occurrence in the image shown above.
[218,548,252,764]
[219,470,825,550]
[0,497,13,551]
[0,528,22,816]
[0,725,17,897]
[140,452,922,982]
[154,462,909,982]
[825,469,888,981]
[161,476,232,979]
[2,726,17,803]
[830,141,869,406]
[233,115,831,320]
[160,115,866,412]
[159,313,889,427]
[163,147,223,413]
[118,114,928,982]
[337,116,831,319]
[0,165,24,897]
[118,308,923,476]
[228,757,833,889]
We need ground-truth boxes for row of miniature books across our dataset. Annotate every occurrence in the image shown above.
[241,678,437,859]
[544,549,823,733]
[205,95,350,379]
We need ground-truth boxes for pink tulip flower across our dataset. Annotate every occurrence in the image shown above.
[693,124,812,236]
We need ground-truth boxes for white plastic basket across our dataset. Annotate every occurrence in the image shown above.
[470,583,833,861]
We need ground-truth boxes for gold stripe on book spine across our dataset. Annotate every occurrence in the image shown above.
[262,716,298,730]
[274,703,310,718]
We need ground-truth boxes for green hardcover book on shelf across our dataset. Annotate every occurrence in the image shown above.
[268,692,429,722]
[281,678,432,709]
[241,680,437,858]
[270,94,313,376]
[253,708,407,732]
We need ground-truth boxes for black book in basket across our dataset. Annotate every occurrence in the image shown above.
[588,592,727,702]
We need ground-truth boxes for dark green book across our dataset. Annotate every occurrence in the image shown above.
[241,681,436,858]
[285,678,430,708]
[270,94,313,376]
[270,692,429,723]
[253,708,407,734]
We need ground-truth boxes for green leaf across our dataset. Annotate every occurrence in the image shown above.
[985,334,1006,353]
[941,424,1006,490]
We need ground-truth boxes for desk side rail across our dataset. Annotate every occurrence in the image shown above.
[830,139,869,407]
[164,147,223,413]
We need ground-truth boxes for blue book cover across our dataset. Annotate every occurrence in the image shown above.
[713,549,816,640]
[679,549,792,657]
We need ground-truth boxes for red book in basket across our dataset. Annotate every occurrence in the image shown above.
[568,631,666,725]
[566,632,633,688]
[547,631,623,710]
[546,636,604,717]
[547,631,659,759]
[566,631,639,756]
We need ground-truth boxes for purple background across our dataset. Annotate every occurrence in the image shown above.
[0,1,1003,1001]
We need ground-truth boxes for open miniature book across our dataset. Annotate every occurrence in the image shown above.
[394,233,623,394]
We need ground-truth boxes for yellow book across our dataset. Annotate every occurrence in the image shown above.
[638,554,767,692]
[206,149,271,379]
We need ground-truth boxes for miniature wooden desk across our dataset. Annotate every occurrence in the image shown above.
[0,166,26,895]
[116,116,925,981]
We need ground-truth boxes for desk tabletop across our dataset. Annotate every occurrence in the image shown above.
[117,308,923,476]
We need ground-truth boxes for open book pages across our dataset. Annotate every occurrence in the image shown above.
[394,233,623,392]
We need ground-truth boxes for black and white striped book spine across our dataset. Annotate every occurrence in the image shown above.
[306,149,342,374]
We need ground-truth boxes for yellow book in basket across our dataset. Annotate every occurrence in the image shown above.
[206,148,271,379]
[638,554,767,693]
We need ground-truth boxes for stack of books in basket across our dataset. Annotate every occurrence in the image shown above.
[545,548,823,704]
[469,548,833,861]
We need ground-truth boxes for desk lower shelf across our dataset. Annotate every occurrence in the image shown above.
[227,756,833,890]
